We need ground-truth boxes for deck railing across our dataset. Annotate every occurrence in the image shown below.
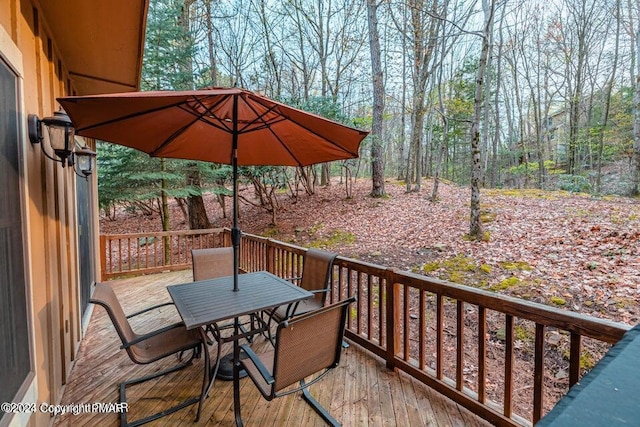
[99,228,228,280]
[99,229,631,426]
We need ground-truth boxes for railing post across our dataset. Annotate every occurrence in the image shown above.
[266,239,275,274]
[385,269,399,371]
[99,235,107,281]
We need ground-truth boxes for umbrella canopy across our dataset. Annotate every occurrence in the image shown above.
[58,88,367,166]
[59,88,368,290]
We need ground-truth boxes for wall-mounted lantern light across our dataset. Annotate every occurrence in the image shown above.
[72,145,97,179]
[28,111,75,167]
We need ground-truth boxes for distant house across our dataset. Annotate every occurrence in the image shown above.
[543,109,569,166]
[0,2,148,426]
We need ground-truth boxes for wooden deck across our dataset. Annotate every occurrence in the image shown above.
[55,271,492,427]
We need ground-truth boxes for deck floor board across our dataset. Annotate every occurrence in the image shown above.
[54,271,493,427]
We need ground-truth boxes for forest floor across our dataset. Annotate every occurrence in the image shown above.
[101,177,640,325]
[101,177,640,419]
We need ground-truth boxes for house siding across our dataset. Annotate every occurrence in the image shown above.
[1,2,96,426]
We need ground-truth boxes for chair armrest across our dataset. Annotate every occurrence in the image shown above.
[309,289,330,294]
[121,321,186,348]
[239,344,274,385]
[284,276,302,284]
[126,301,175,319]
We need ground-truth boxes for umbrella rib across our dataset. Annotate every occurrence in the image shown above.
[176,104,230,134]
[149,112,202,156]
[249,95,362,159]
[151,95,232,155]
[241,98,306,167]
[188,96,233,132]
[237,117,288,134]
[74,100,190,133]
[236,100,280,134]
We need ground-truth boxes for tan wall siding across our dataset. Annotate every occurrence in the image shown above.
[2,2,94,426]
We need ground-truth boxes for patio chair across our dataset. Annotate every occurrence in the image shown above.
[240,296,356,426]
[191,247,234,281]
[90,282,204,427]
[271,248,337,322]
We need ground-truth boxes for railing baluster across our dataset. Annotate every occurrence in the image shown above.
[118,238,122,272]
[337,265,344,305]
[357,271,363,335]
[153,234,158,268]
[126,237,131,270]
[419,289,426,370]
[403,284,410,361]
[504,314,514,417]
[385,278,398,371]
[478,306,486,403]
[436,294,443,380]
[368,275,373,341]
[144,235,149,269]
[569,332,581,387]
[456,300,464,391]
[533,324,545,423]
[381,276,386,348]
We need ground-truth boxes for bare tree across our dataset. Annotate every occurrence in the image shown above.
[557,0,608,174]
[633,0,640,194]
[367,0,386,197]
[204,0,218,87]
[596,0,620,192]
[405,0,442,192]
[469,0,496,240]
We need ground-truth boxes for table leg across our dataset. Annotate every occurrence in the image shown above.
[233,317,244,427]
[196,327,209,422]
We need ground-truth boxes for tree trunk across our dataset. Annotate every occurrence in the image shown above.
[596,0,620,193]
[470,0,495,240]
[205,0,217,87]
[320,163,331,186]
[367,0,385,197]
[633,0,640,195]
[161,159,170,231]
[186,166,211,229]
[161,158,170,263]
[406,0,439,192]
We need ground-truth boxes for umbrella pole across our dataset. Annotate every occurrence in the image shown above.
[232,94,240,292]
[232,160,240,292]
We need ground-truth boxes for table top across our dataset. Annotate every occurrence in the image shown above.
[538,323,640,426]
[167,271,313,330]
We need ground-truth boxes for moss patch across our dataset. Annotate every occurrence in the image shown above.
[310,229,356,249]
[550,296,566,306]
[563,349,596,370]
[480,211,497,223]
[514,325,533,342]
[490,276,520,291]
[262,227,279,238]
[480,264,492,274]
[417,254,494,288]
[500,261,533,271]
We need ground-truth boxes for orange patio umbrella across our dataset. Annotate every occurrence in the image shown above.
[58,88,368,291]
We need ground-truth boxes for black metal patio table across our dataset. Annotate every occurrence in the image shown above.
[167,270,313,426]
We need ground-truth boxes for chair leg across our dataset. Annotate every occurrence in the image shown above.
[205,337,223,398]
[119,350,199,427]
[300,379,340,427]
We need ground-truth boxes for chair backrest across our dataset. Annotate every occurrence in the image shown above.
[272,296,354,394]
[300,248,337,306]
[90,282,140,360]
[191,247,234,281]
